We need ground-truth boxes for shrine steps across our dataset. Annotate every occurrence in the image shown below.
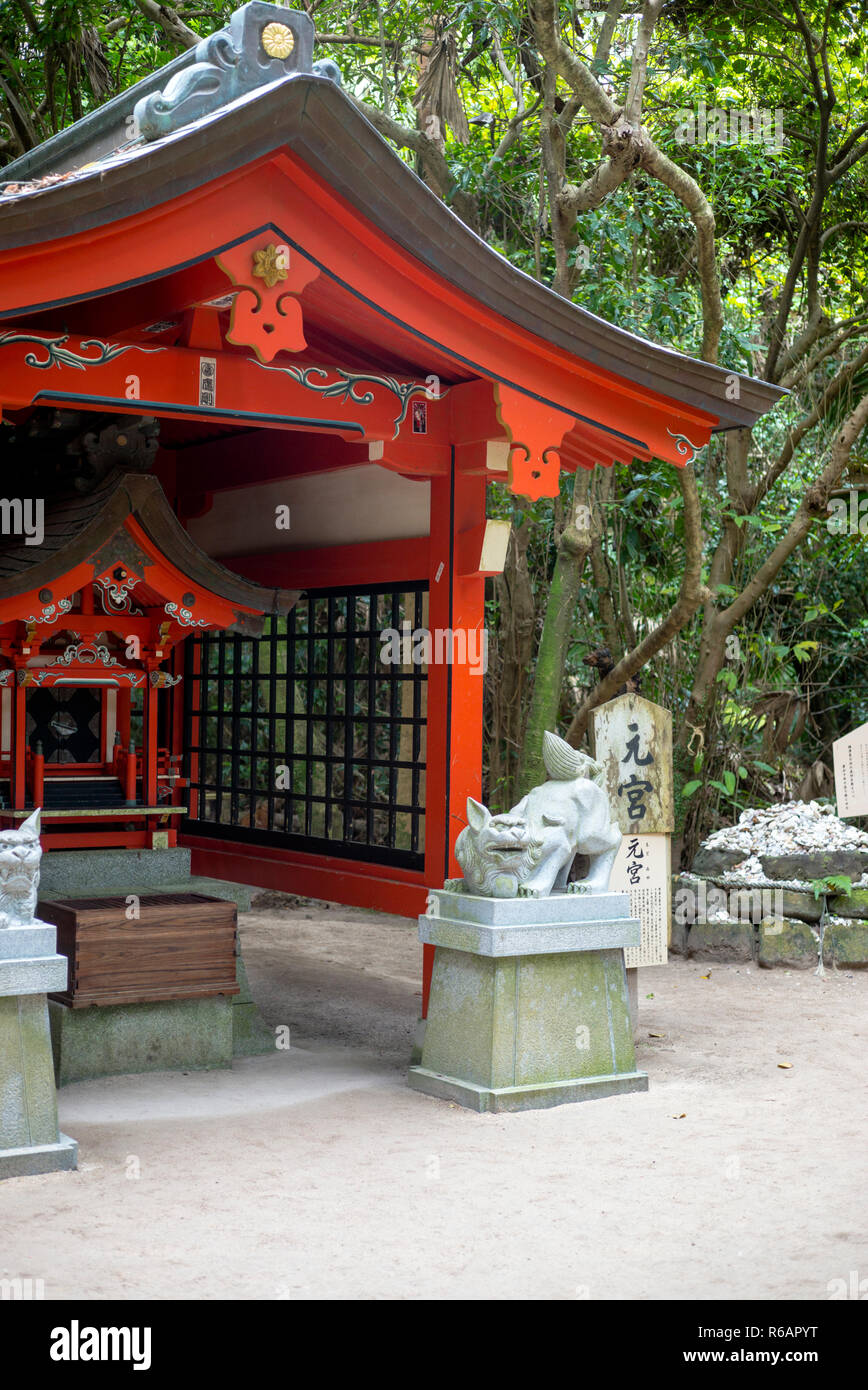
[42,779,129,810]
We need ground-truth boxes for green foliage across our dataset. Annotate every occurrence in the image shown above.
[811,874,853,900]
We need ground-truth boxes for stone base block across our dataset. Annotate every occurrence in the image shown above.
[760,850,868,882]
[0,994,62,1149]
[408,1066,648,1113]
[830,889,868,920]
[626,965,639,1036]
[669,918,690,956]
[0,953,69,998]
[50,995,234,1086]
[0,924,59,960]
[0,993,75,1178]
[827,920,868,965]
[231,956,273,1057]
[37,847,255,910]
[686,919,755,962]
[777,890,823,924]
[409,1018,426,1066]
[412,931,645,1114]
[0,1133,78,1181]
[758,917,823,969]
[38,846,192,897]
[429,887,632,926]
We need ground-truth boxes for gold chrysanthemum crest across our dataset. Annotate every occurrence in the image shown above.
[252,243,288,289]
[261,22,295,60]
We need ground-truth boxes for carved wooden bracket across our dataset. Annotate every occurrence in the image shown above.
[493,384,575,499]
[215,238,320,363]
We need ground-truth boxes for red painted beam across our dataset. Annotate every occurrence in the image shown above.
[183,835,428,919]
[0,327,452,446]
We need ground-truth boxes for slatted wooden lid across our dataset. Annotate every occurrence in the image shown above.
[42,892,229,911]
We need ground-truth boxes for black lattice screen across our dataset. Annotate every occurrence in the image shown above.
[182,584,427,868]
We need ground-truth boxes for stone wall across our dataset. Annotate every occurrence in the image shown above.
[671,873,868,968]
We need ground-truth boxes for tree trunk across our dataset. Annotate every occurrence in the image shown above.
[488,521,535,809]
[515,475,592,795]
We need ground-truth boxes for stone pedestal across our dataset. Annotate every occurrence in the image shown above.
[49,996,235,1086]
[409,889,648,1113]
[48,955,269,1085]
[0,922,77,1180]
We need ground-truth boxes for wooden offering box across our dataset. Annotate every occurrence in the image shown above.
[38,893,240,1008]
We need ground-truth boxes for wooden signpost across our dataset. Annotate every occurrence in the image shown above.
[591,695,674,984]
[833,721,868,818]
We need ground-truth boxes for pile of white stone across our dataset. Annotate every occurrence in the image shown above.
[697,800,868,886]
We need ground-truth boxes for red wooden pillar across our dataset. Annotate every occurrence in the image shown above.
[423,448,486,1015]
[183,638,201,819]
[99,691,110,768]
[142,679,159,807]
[32,742,44,809]
[169,641,187,813]
[12,683,26,809]
[124,743,138,806]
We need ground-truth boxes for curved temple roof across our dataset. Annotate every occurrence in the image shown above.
[0,3,786,456]
[0,472,298,629]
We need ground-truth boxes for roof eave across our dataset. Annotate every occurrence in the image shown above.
[0,75,787,435]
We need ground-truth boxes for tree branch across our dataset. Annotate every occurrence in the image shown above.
[596,2,627,67]
[529,0,723,359]
[720,387,868,632]
[131,1,199,49]
[757,342,868,505]
[565,462,704,744]
[624,0,664,127]
[344,90,479,229]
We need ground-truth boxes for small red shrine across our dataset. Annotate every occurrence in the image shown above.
[0,473,295,847]
[0,0,785,1012]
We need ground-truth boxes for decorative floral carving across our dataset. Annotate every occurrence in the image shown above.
[666,428,704,463]
[54,642,123,668]
[20,669,141,687]
[164,601,208,628]
[251,361,440,439]
[23,597,73,624]
[72,417,160,495]
[89,532,152,582]
[96,572,141,616]
[134,7,315,143]
[0,331,163,372]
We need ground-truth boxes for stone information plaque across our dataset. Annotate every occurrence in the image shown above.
[608,831,670,968]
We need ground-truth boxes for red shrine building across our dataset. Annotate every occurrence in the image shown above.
[0,4,784,1017]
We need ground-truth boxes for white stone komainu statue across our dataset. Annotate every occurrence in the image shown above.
[0,809,41,929]
[454,732,621,899]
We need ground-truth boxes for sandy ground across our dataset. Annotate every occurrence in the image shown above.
[2,898,866,1301]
